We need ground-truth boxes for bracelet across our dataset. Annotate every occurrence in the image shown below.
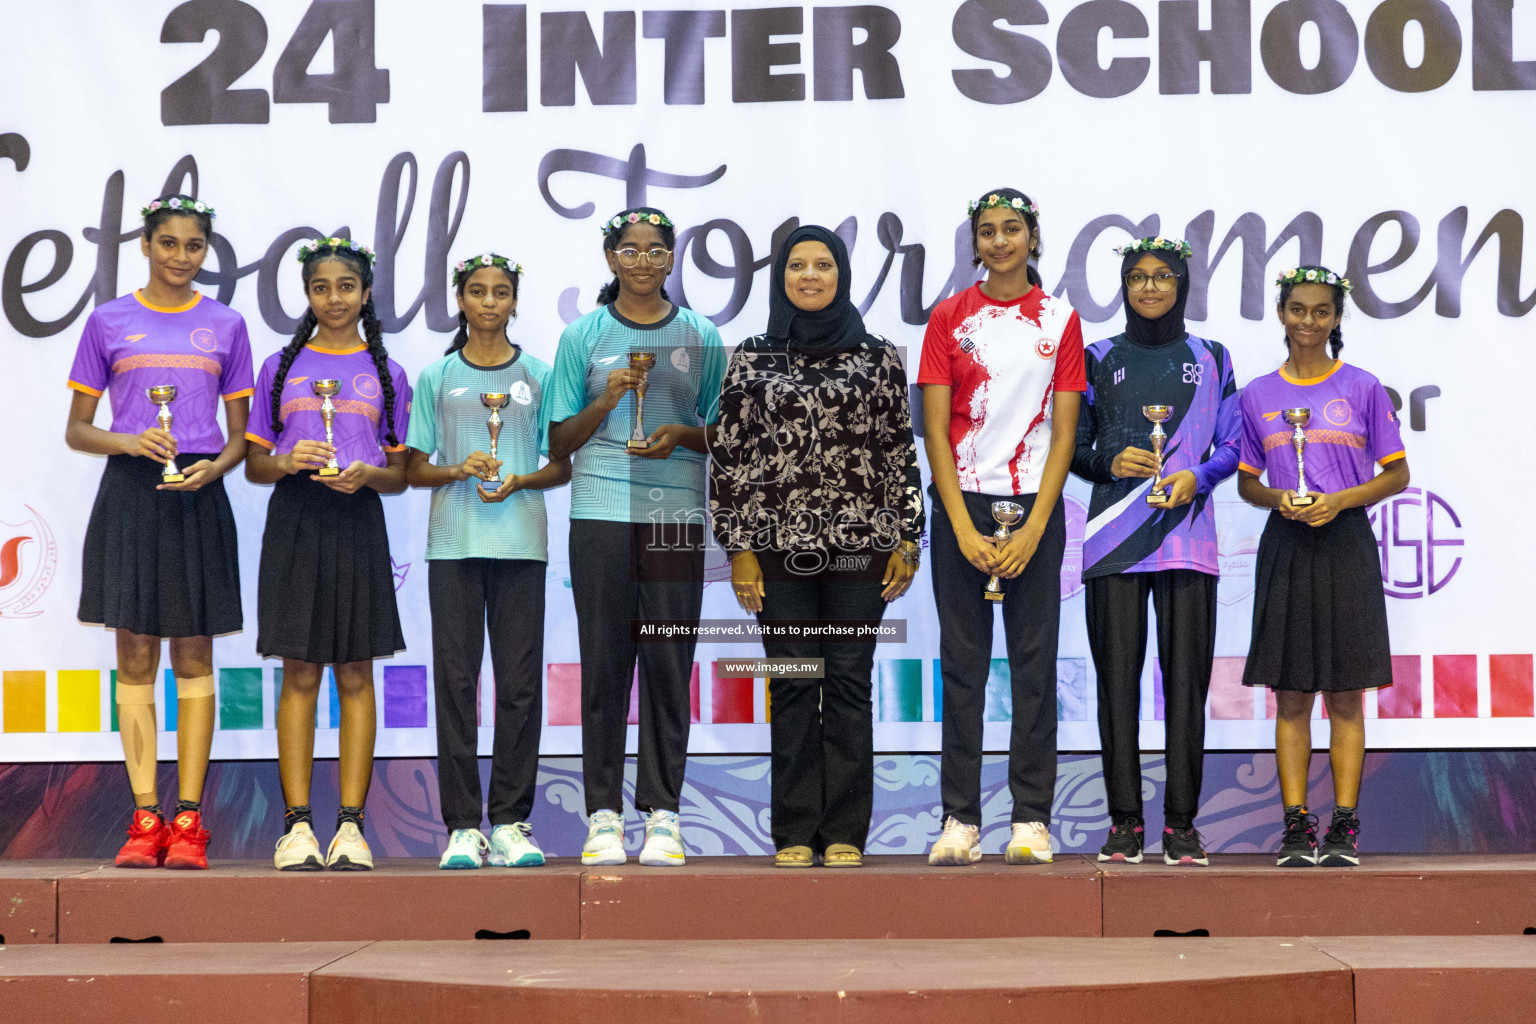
[899,540,921,567]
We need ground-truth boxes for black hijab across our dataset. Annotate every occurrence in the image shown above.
[761,225,871,357]
[1120,244,1190,348]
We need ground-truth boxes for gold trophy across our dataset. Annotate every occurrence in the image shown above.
[145,385,184,483]
[627,350,657,450]
[983,501,1026,602]
[311,379,342,476]
[1283,408,1316,507]
[480,392,509,486]
[1143,404,1173,505]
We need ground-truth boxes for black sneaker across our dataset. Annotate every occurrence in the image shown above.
[1318,810,1361,867]
[1097,815,1144,863]
[1162,826,1209,866]
[1277,809,1319,867]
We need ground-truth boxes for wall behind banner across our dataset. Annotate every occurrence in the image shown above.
[1,0,1532,762]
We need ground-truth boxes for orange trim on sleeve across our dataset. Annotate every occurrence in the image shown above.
[382,444,408,453]
[67,380,104,397]
[222,388,255,401]
[1378,450,1406,466]
[244,432,275,450]
[1238,462,1263,476]
[133,290,203,314]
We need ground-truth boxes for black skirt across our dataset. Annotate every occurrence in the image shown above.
[79,453,242,638]
[1243,508,1392,693]
[256,473,405,664]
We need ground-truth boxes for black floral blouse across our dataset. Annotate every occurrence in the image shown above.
[709,338,925,557]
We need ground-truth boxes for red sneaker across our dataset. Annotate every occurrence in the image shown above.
[115,809,168,868]
[164,810,211,870]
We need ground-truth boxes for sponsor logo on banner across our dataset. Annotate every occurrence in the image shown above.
[1060,495,1087,601]
[391,558,410,592]
[1370,487,1464,599]
[0,505,58,619]
[1216,501,1263,607]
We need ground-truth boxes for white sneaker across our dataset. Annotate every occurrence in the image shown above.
[326,820,373,871]
[582,809,627,866]
[439,828,487,869]
[274,821,323,871]
[928,816,982,866]
[488,822,546,867]
[1006,821,1054,864]
[638,808,686,867]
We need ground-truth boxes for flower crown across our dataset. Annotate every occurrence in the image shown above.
[1276,267,1352,292]
[454,252,524,285]
[296,236,377,264]
[142,197,214,219]
[602,210,673,236]
[1114,236,1193,260]
[967,193,1039,218]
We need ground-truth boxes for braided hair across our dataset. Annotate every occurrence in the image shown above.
[446,258,522,356]
[596,207,675,306]
[969,187,1043,287]
[270,243,398,448]
[1277,265,1346,361]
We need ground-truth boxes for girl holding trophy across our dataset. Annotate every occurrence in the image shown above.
[1238,266,1409,868]
[405,253,570,869]
[66,194,254,870]
[246,238,412,872]
[918,189,1086,866]
[546,207,726,867]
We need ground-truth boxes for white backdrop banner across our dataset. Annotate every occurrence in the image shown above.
[2,0,1533,760]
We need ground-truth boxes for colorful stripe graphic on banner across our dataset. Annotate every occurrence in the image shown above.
[56,670,100,732]
[711,661,756,724]
[3,670,45,732]
[219,668,263,730]
[1491,655,1534,717]
[383,666,429,728]
[876,659,922,722]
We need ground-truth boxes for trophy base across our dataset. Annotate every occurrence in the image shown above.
[626,439,650,450]
[161,473,185,484]
[1290,493,1316,507]
[983,590,1004,603]
[481,477,502,487]
[1146,492,1169,506]
[318,467,341,477]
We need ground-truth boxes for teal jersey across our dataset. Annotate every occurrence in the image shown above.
[549,304,726,523]
[406,347,555,561]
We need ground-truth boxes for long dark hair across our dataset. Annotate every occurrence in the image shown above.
[270,243,398,447]
[969,187,1043,288]
[596,207,676,306]
[446,258,522,356]
[1278,265,1346,360]
[143,194,213,242]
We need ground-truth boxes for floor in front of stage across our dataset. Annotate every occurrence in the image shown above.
[3,855,1534,1022]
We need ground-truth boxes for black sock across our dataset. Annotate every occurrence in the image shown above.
[1283,804,1309,820]
[175,799,201,814]
[284,805,313,833]
[337,805,365,831]
[1332,805,1357,819]
[135,803,162,818]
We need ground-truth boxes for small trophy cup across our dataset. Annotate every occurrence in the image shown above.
[1283,407,1316,507]
[480,392,509,486]
[1143,404,1172,505]
[627,350,657,450]
[145,385,184,483]
[311,379,342,476]
[983,500,1026,602]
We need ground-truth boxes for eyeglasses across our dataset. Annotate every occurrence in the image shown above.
[1125,271,1178,293]
[615,247,672,268]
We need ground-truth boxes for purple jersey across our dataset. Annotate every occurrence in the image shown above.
[1239,362,1405,495]
[247,344,411,468]
[67,291,255,453]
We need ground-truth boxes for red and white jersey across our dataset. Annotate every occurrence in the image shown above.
[918,283,1086,495]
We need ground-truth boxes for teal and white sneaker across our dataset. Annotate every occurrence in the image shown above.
[488,822,546,867]
[638,808,686,867]
[581,809,626,866]
[439,828,487,869]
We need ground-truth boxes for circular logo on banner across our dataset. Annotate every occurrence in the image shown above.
[670,348,691,373]
[1036,337,1057,360]
[1324,398,1352,426]
[511,381,532,405]
[353,373,381,399]
[1367,486,1465,599]
[189,328,216,353]
[1059,495,1087,601]
[0,505,58,619]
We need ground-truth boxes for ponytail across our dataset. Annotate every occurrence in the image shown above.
[270,310,315,437]
[1328,325,1344,360]
[444,311,469,355]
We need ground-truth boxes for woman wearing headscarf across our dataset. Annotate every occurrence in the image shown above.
[709,225,924,869]
[1071,237,1241,867]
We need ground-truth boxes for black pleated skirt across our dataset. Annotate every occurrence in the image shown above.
[78,453,242,638]
[256,474,405,664]
[1242,508,1392,693]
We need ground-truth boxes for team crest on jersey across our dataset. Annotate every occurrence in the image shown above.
[1324,398,1352,426]
[353,373,381,399]
[189,328,216,353]
[1035,337,1056,359]
[671,348,691,373]
[1112,367,1126,386]
[511,381,532,405]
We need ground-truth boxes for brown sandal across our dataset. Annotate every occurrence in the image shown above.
[822,843,863,868]
[775,845,814,868]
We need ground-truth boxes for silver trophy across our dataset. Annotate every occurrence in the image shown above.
[983,501,1026,602]
[627,350,657,449]
[145,385,184,483]
[1283,408,1316,507]
[480,392,509,485]
[311,379,342,476]
[1142,404,1173,506]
